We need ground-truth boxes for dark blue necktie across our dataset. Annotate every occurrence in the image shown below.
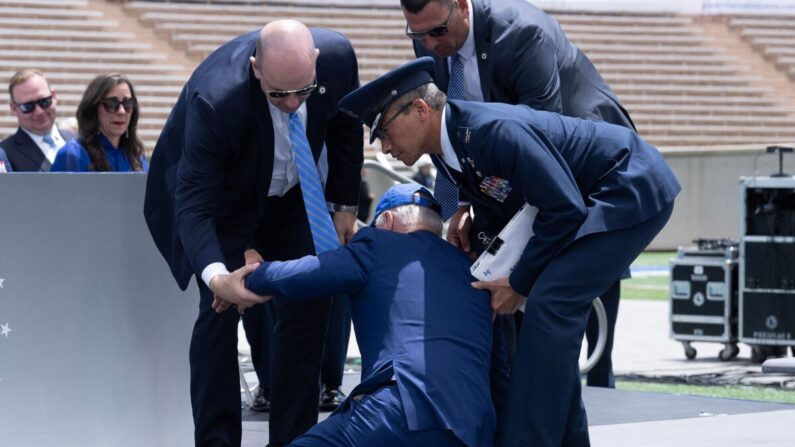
[289,112,340,254]
[434,54,465,221]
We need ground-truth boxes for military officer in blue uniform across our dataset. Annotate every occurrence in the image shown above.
[402,0,636,387]
[226,183,503,446]
[337,58,680,447]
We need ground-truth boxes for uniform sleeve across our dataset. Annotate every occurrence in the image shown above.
[510,25,563,113]
[323,39,364,207]
[174,94,227,274]
[245,228,377,300]
[479,121,586,296]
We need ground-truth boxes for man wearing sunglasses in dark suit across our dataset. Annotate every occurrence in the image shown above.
[143,20,363,447]
[401,0,634,398]
[0,69,75,172]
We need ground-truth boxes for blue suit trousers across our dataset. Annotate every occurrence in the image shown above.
[289,385,465,447]
[496,203,674,447]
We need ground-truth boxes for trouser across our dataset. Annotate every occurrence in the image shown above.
[190,282,246,447]
[496,203,673,447]
[241,300,275,393]
[288,385,465,447]
[585,280,620,388]
[258,186,333,445]
[321,294,351,390]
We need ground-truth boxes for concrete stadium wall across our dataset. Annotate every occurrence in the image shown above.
[0,174,196,446]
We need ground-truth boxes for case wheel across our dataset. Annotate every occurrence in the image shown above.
[719,343,739,361]
[750,345,786,364]
[683,342,697,360]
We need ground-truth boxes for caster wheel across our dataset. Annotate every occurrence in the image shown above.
[751,346,767,364]
[719,345,738,361]
[684,344,697,360]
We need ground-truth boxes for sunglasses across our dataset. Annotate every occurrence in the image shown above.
[373,101,413,141]
[15,95,53,114]
[101,97,136,113]
[405,2,456,40]
[266,79,318,99]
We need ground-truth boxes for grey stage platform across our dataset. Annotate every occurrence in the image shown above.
[240,373,795,447]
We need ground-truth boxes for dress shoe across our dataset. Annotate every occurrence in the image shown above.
[319,386,345,411]
[249,386,270,412]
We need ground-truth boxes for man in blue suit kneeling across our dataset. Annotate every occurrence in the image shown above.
[218,183,503,446]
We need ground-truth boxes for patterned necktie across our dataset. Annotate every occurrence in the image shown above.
[42,134,56,148]
[289,112,340,254]
[434,54,465,221]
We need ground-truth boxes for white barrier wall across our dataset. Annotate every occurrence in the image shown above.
[0,174,196,446]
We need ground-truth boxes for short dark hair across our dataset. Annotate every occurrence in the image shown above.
[76,73,145,172]
[401,0,451,14]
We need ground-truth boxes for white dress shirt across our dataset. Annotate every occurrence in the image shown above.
[201,102,310,288]
[447,0,484,103]
[21,125,65,163]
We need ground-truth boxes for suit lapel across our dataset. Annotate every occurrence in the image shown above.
[473,0,492,102]
[12,128,47,171]
[305,79,330,159]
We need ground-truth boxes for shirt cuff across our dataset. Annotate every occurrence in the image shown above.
[201,262,230,288]
[457,201,471,207]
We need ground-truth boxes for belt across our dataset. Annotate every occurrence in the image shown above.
[351,380,397,402]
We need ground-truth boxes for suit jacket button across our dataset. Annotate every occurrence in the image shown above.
[481,53,487,60]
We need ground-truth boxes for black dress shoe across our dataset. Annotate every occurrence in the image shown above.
[319,386,345,411]
[249,386,270,412]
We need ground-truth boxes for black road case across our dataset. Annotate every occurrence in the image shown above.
[669,240,739,360]
[739,176,795,363]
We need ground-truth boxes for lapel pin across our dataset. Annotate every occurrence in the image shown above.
[318,86,327,95]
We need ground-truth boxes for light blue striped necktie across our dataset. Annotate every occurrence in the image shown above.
[434,54,465,221]
[289,112,340,254]
[42,134,56,148]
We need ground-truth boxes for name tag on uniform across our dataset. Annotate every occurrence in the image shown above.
[479,176,511,202]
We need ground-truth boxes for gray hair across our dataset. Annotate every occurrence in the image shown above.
[391,83,447,116]
[375,204,443,236]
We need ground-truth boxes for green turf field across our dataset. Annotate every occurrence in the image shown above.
[616,380,795,404]
[622,251,675,301]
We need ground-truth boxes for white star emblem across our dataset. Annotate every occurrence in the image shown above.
[0,323,10,337]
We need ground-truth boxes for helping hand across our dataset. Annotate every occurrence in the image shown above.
[333,211,358,245]
[447,206,475,258]
[471,277,526,316]
[209,263,271,314]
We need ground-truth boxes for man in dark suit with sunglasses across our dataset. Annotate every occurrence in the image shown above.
[401,0,634,391]
[1,69,75,171]
[143,20,363,446]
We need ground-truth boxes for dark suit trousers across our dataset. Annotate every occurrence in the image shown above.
[256,186,332,445]
[321,294,351,389]
[496,203,673,447]
[191,282,245,447]
[242,301,275,392]
[585,280,620,388]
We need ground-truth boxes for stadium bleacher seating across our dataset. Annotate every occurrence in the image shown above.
[0,0,794,158]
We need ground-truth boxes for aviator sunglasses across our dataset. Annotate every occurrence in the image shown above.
[405,2,456,40]
[266,79,318,99]
[101,97,137,113]
[15,95,53,114]
[373,101,413,141]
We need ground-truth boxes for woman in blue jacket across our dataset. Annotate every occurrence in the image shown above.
[51,73,147,172]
